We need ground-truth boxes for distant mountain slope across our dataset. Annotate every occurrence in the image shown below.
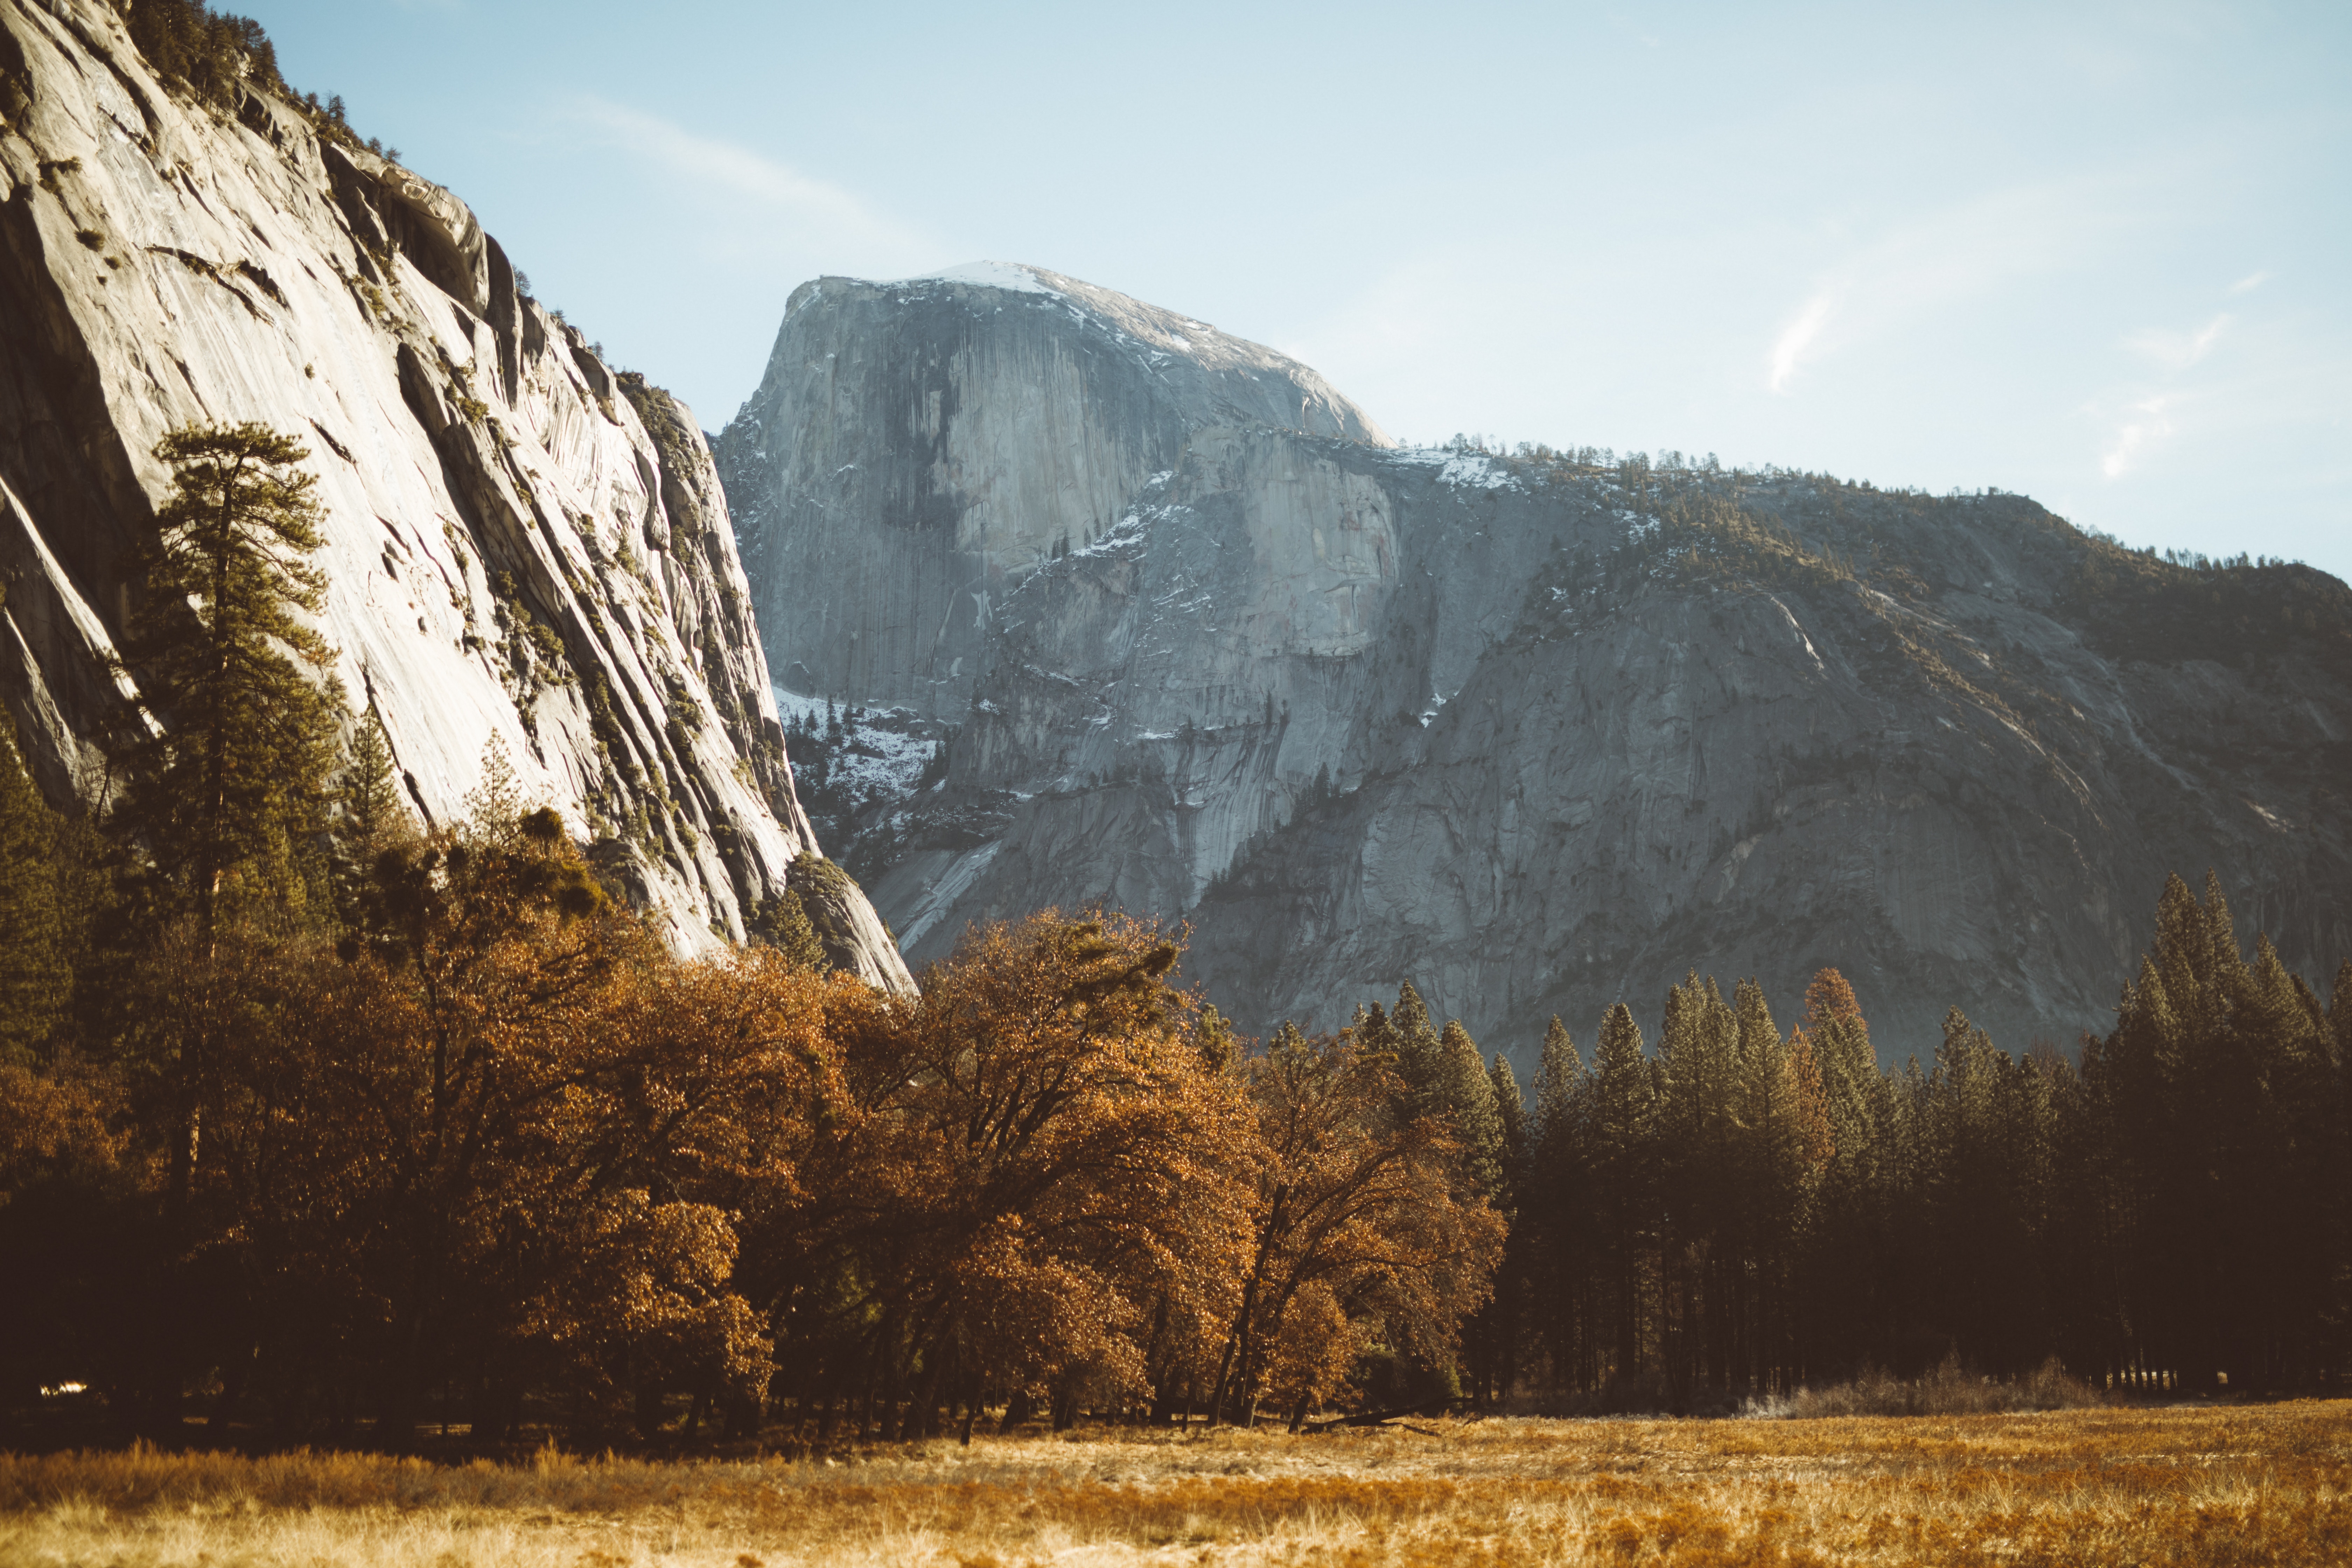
[718,263,2352,1057]
[0,0,910,989]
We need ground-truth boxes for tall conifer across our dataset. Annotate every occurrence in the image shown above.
[1489,1053,1526,1179]
[1435,1019,1506,1201]
[1588,1002,1655,1376]
[328,705,406,931]
[0,722,70,1062]
[1523,1016,1591,1390]
[109,422,338,934]
[1389,981,1444,1094]
[1533,1017,1583,1142]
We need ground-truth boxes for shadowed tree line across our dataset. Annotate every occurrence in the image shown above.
[1449,875,2352,1409]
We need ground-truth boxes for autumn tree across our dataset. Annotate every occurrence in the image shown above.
[204,774,623,1443]
[1211,1023,1503,1429]
[769,912,1253,1441]
[11,824,2347,1442]
[506,947,837,1439]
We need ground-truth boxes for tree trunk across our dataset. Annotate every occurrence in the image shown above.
[206,1345,254,1436]
[635,1376,668,1442]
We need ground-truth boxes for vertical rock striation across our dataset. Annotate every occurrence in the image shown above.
[0,0,911,992]
[724,264,2352,1058]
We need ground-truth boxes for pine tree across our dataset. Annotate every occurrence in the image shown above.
[1524,1014,1598,1392]
[109,422,338,936]
[1388,981,1445,1096]
[1656,972,1739,1394]
[463,732,529,845]
[328,705,406,931]
[0,722,70,1063]
[1922,1007,2018,1364]
[1469,1050,1529,1406]
[1436,1019,1506,1202]
[1370,984,1505,1202]
[1790,967,1886,1379]
[1533,1016,1583,1142]
[2096,873,2258,1388]
[102,422,344,1374]
[1196,1002,1240,1077]
[1489,1053,1527,1181]
[1730,975,1805,1391]
[2234,933,2338,1388]
[1587,1001,1655,1378]
[749,886,829,973]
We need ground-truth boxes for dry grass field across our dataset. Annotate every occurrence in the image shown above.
[3,1401,2347,1567]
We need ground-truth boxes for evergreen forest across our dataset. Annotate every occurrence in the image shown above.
[2,424,2348,1449]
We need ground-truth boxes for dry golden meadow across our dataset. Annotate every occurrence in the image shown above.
[4,1402,2349,1567]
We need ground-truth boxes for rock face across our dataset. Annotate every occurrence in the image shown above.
[722,264,2352,1060]
[717,262,1388,716]
[0,0,911,992]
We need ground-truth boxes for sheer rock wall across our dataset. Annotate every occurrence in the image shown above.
[723,263,2351,1058]
[0,0,912,991]
[718,262,1389,716]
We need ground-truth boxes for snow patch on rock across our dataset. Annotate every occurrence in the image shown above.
[887,260,1063,296]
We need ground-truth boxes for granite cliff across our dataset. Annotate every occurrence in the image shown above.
[718,262,1389,716]
[721,263,2352,1059]
[0,0,911,990]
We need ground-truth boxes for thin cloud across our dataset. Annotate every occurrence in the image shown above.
[1770,292,1838,394]
[2100,396,2174,478]
[558,97,929,266]
[1757,175,2141,394]
[2092,306,2347,488]
[2124,313,2231,371]
[2227,269,2271,295]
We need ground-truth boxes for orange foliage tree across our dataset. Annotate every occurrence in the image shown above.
[760,913,1255,1440]
[2,794,1515,1445]
[1210,1022,1505,1432]
[192,807,798,1442]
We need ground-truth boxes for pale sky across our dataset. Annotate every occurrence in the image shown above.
[243,1,2351,579]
